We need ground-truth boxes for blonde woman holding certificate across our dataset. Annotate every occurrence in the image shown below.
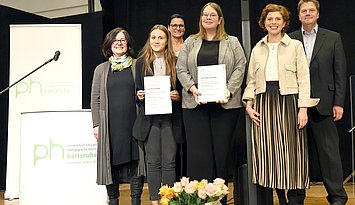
[176,3,246,204]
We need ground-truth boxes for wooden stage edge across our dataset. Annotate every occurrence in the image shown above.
[1,182,354,205]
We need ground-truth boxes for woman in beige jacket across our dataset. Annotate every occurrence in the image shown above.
[242,4,318,205]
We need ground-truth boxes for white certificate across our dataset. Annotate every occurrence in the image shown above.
[197,64,227,102]
[144,76,172,115]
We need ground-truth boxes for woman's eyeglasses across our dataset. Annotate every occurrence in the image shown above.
[113,39,127,45]
[202,12,218,18]
[170,24,185,29]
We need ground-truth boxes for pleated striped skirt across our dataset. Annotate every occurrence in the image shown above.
[251,81,309,189]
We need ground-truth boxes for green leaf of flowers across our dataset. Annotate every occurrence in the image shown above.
[206,196,219,203]
[169,201,180,205]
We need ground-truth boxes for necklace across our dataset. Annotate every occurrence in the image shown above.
[268,42,279,50]
[155,57,164,69]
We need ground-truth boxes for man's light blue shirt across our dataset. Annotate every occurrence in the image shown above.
[302,24,318,65]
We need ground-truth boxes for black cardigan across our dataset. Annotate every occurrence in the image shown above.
[132,58,185,143]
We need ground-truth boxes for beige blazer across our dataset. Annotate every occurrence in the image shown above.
[176,35,246,109]
[242,34,319,107]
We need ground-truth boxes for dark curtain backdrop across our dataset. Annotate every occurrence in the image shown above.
[100,0,242,57]
[249,0,355,181]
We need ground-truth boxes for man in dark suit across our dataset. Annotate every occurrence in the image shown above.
[289,0,348,205]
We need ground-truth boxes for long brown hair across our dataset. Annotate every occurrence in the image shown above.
[138,24,177,89]
[195,2,228,41]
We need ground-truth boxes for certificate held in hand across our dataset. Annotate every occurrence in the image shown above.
[197,64,227,102]
[144,76,172,115]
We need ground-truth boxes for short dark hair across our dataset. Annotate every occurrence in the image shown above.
[297,0,320,13]
[101,27,134,59]
[168,14,186,27]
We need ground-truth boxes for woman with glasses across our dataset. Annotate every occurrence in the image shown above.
[176,3,246,204]
[167,13,187,180]
[90,27,144,205]
[134,24,183,205]
[167,14,186,57]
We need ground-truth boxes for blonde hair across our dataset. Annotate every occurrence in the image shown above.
[138,24,177,89]
[195,2,228,40]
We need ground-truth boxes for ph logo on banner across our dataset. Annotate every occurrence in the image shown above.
[16,77,42,97]
[33,139,64,165]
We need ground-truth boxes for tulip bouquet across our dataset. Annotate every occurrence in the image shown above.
[159,177,229,205]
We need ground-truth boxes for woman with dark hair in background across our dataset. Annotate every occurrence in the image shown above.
[168,13,187,180]
[91,27,144,205]
[167,13,186,57]
[134,24,183,205]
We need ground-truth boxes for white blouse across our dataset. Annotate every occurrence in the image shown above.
[265,42,280,81]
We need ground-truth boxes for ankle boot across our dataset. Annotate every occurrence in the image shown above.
[106,182,120,205]
[287,189,305,205]
[276,189,288,205]
[131,198,141,205]
[130,176,144,205]
[108,198,119,205]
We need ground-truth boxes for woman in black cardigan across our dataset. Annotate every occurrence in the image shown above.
[133,24,184,205]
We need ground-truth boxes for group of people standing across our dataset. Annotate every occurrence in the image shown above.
[90,0,348,205]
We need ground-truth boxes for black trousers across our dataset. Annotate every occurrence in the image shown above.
[183,104,239,181]
[307,108,347,204]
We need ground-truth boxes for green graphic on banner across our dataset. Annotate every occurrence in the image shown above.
[16,77,73,98]
[33,139,96,165]
[34,138,64,165]
[16,77,42,97]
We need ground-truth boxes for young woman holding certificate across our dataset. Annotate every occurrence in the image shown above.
[134,24,184,205]
[176,3,246,204]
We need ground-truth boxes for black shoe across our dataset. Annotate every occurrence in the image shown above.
[131,198,141,205]
[276,189,287,205]
[108,198,119,205]
[330,202,345,205]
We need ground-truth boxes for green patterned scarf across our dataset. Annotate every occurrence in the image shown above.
[109,54,133,71]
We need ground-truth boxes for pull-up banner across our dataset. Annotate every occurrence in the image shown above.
[20,110,106,205]
[6,24,82,199]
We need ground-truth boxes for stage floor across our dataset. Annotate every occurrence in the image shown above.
[1,182,354,204]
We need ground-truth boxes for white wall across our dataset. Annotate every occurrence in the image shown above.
[0,0,102,18]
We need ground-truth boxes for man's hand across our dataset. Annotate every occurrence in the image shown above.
[333,105,343,121]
